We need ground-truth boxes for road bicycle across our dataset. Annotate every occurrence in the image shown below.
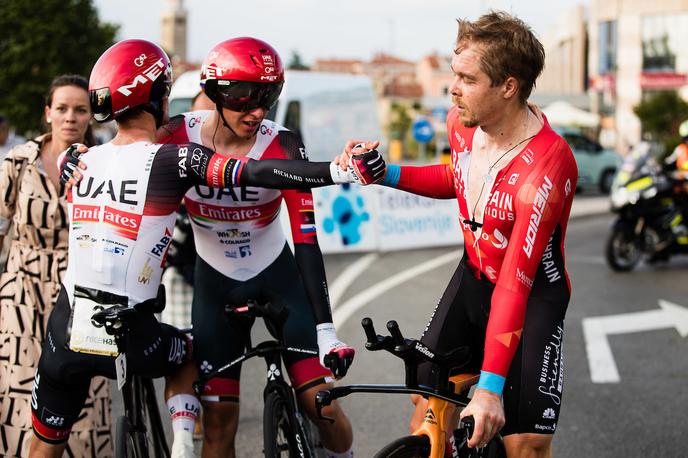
[193,300,324,457]
[92,304,171,458]
[316,317,506,458]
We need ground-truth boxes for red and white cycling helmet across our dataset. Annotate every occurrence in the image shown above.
[89,39,172,125]
[201,37,284,112]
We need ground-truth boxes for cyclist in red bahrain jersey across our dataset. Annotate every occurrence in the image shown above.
[338,12,578,458]
[35,39,378,458]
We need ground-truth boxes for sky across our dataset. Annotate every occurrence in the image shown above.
[93,0,589,64]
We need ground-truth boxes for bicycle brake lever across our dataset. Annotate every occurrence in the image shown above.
[315,390,335,424]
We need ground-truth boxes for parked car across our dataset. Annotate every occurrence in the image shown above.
[554,127,621,193]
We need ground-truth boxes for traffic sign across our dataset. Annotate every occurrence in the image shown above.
[412,118,434,143]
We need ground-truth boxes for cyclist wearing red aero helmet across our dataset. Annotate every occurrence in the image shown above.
[156,37,356,458]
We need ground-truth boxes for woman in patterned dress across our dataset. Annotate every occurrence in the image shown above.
[0,75,112,457]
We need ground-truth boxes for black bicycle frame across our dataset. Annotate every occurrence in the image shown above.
[114,332,170,458]
[193,317,319,457]
[260,341,313,456]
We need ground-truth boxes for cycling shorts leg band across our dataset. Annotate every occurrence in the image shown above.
[288,357,330,393]
[200,378,240,403]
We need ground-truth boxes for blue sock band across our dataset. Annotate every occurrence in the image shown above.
[476,371,505,395]
[382,164,400,187]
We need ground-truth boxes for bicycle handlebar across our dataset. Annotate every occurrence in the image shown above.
[91,305,137,337]
[361,317,377,343]
[315,317,473,422]
[387,320,405,347]
[361,317,470,369]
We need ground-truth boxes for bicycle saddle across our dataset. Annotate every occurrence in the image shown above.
[226,300,290,327]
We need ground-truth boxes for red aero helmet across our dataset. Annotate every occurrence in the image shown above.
[89,39,172,122]
[201,37,284,112]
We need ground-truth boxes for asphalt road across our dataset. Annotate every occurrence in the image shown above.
[113,212,688,457]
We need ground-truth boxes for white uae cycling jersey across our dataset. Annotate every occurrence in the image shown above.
[62,142,176,306]
[161,111,317,281]
[61,138,242,306]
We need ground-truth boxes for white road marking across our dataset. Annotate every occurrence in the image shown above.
[329,253,379,309]
[582,299,688,383]
[333,250,462,326]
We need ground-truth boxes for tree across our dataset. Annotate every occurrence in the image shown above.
[287,51,309,70]
[0,0,118,135]
[634,90,688,154]
[388,102,412,141]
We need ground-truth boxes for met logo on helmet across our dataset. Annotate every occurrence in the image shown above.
[117,58,166,97]
[202,64,224,80]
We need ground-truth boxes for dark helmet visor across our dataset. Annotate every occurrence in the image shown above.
[207,80,283,112]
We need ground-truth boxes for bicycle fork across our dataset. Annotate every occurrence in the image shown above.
[262,351,312,458]
[412,396,456,458]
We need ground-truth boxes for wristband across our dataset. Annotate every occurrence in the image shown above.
[383,164,400,187]
[476,370,505,395]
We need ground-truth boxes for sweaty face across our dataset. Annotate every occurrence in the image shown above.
[46,85,91,145]
[221,106,268,139]
[449,43,504,128]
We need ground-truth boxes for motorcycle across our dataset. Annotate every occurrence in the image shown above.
[606,142,688,271]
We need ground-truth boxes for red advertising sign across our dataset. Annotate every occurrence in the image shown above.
[640,72,687,90]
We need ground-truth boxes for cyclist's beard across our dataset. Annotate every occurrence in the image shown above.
[454,97,479,128]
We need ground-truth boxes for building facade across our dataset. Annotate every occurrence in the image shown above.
[536,4,589,109]
[161,0,188,62]
[589,0,688,150]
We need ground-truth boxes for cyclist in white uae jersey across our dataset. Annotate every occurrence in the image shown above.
[34,39,378,458]
[154,38,358,458]
[163,110,311,280]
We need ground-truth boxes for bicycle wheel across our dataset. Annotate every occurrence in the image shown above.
[299,412,325,458]
[264,391,309,457]
[373,435,431,458]
[115,416,138,458]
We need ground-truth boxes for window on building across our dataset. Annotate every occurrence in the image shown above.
[598,20,617,75]
[642,14,688,72]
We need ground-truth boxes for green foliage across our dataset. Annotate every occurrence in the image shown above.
[0,0,118,135]
[634,90,688,154]
[286,51,309,70]
[388,102,412,141]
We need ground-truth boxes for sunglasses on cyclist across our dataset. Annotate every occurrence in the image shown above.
[207,80,284,113]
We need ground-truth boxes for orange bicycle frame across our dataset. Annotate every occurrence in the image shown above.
[411,373,479,458]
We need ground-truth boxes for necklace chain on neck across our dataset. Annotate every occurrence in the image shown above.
[464,132,536,232]
[484,133,536,181]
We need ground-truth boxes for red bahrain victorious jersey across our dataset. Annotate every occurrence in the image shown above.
[390,106,578,380]
[158,111,317,281]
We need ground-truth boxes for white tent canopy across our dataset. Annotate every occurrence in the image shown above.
[542,100,600,128]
